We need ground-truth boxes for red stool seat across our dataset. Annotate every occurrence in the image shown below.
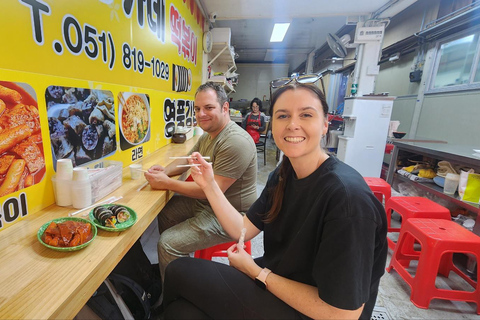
[385,143,394,154]
[387,218,480,314]
[194,241,252,260]
[385,197,451,250]
[364,177,391,204]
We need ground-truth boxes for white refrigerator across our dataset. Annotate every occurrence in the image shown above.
[337,96,395,177]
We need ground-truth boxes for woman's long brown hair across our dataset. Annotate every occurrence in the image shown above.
[264,83,329,223]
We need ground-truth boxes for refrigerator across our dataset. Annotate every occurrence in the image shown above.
[337,96,395,177]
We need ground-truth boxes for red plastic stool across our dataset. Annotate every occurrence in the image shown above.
[364,177,391,204]
[385,197,451,250]
[194,241,252,260]
[387,218,480,314]
[385,143,394,155]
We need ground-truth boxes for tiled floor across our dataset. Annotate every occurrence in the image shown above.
[143,137,479,319]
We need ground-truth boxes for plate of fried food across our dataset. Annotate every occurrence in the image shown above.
[38,217,97,251]
[89,204,137,231]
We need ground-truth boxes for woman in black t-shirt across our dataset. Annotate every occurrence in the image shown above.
[162,83,387,320]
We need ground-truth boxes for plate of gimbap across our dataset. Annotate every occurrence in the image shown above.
[89,204,137,231]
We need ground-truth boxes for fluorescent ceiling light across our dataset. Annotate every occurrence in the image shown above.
[270,23,290,42]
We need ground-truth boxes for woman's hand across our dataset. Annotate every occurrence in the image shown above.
[189,152,215,189]
[227,243,260,279]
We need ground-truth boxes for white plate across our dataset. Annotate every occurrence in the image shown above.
[473,149,480,153]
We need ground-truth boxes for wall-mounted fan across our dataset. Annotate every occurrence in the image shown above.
[326,33,352,58]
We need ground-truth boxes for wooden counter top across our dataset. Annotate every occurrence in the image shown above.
[0,137,198,319]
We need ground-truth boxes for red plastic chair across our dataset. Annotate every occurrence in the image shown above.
[387,218,480,314]
[364,177,391,204]
[194,241,252,260]
[385,197,451,250]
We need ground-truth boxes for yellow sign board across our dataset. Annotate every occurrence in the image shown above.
[0,0,204,230]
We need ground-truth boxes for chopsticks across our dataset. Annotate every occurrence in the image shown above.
[69,196,124,217]
[176,163,211,168]
[169,156,210,160]
[136,181,149,192]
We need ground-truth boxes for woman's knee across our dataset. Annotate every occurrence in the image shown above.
[165,257,191,281]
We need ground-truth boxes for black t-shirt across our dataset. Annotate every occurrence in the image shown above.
[247,156,387,320]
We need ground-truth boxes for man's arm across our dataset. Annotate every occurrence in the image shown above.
[145,159,236,199]
[159,174,236,199]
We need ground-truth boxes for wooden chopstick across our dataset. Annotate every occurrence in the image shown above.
[176,163,211,168]
[169,156,210,160]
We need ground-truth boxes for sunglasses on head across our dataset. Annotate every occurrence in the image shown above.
[269,73,325,101]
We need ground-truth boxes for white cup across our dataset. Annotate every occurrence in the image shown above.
[130,164,143,180]
[71,180,92,209]
[56,159,73,180]
[53,177,72,207]
[444,173,460,195]
[72,167,89,181]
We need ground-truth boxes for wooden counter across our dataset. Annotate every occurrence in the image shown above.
[0,137,198,319]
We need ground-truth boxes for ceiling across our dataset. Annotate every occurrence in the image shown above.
[199,0,418,73]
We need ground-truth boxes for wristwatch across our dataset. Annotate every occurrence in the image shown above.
[255,268,272,290]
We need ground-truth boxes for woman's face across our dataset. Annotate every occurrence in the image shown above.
[271,88,328,161]
[251,102,260,113]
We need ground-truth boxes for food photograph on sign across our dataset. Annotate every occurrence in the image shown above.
[172,64,192,92]
[0,81,46,198]
[118,92,151,150]
[46,86,116,168]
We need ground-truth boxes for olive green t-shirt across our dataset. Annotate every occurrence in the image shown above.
[190,121,257,212]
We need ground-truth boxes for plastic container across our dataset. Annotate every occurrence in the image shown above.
[85,160,123,203]
[52,177,72,207]
[444,173,460,194]
[71,180,92,209]
[129,164,143,179]
[56,159,73,180]
[51,160,122,206]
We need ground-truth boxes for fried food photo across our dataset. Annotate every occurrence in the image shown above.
[0,81,46,198]
[46,86,116,166]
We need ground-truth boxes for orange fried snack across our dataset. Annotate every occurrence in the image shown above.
[42,221,93,247]
[12,139,45,173]
[0,155,15,175]
[0,104,41,134]
[0,85,22,104]
[0,124,33,154]
[0,159,26,197]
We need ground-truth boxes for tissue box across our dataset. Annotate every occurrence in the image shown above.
[84,160,123,202]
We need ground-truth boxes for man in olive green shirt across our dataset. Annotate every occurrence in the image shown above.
[145,82,257,282]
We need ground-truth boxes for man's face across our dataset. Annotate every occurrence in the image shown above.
[194,88,229,136]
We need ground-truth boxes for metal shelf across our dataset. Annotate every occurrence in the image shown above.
[394,174,479,212]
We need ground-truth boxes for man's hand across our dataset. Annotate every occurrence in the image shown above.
[144,169,171,190]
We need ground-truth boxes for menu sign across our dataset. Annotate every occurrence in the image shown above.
[0,0,204,230]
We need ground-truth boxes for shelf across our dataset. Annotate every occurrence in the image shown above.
[208,76,235,94]
[208,42,236,71]
[394,173,479,212]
